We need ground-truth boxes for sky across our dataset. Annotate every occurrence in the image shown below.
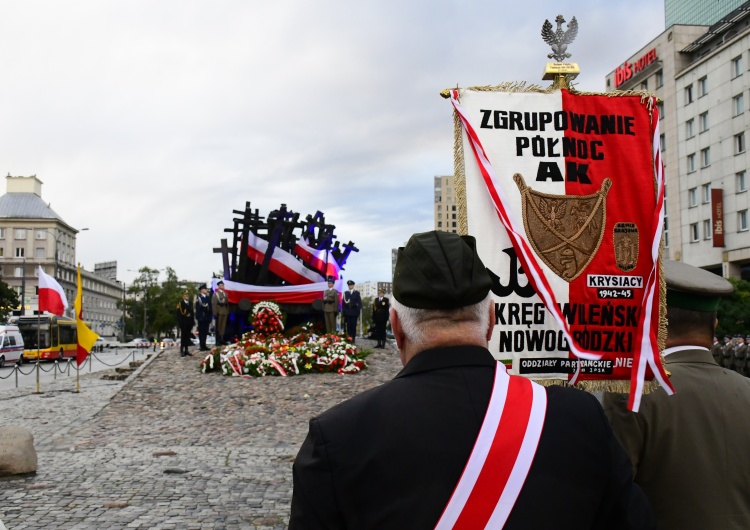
[0,1,665,287]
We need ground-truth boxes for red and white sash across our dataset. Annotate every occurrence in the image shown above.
[435,365,547,529]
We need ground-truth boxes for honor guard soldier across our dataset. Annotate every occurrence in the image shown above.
[604,260,750,530]
[291,230,653,529]
[341,280,362,344]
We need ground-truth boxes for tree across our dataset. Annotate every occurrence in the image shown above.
[0,279,20,322]
[716,278,750,339]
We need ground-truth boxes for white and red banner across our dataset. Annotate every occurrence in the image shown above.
[37,266,68,316]
[212,277,344,305]
[294,238,342,280]
[245,233,325,285]
[452,88,672,410]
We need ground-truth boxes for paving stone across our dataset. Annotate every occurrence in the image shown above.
[0,339,400,528]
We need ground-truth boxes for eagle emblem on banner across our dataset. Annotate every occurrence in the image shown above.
[514,173,611,282]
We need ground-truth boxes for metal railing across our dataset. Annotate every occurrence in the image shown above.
[0,348,150,391]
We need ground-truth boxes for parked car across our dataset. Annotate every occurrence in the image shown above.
[124,338,150,348]
[160,338,176,350]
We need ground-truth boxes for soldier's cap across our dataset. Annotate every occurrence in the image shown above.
[183,290,190,296]
[664,259,732,312]
[327,278,334,284]
[725,335,731,339]
[347,280,355,286]
[393,230,492,310]
[217,280,224,286]
[198,284,207,290]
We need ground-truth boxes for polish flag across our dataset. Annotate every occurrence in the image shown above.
[246,233,324,285]
[294,238,342,280]
[37,266,68,316]
[212,277,344,305]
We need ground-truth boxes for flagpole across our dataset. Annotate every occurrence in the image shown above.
[35,312,41,394]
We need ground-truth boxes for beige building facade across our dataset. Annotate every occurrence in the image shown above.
[0,175,123,336]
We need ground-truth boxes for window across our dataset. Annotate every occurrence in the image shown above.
[14,229,26,240]
[0,228,4,239]
[737,132,746,154]
[704,219,712,240]
[656,101,664,119]
[734,94,745,116]
[13,267,22,278]
[660,133,666,152]
[655,70,663,88]
[686,119,695,138]
[437,221,442,227]
[699,112,709,132]
[34,229,46,240]
[690,223,700,242]
[689,187,698,207]
[687,153,696,172]
[738,171,747,192]
[702,183,711,203]
[14,247,24,258]
[701,147,711,167]
[698,76,708,97]
[684,85,693,104]
[35,247,45,259]
[732,55,743,78]
[640,80,648,91]
[739,210,749,231]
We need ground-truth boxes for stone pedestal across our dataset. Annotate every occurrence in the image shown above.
[0,426,37,476]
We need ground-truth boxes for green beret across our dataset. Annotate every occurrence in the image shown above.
[664,259,733,312]
[393,231,492,309]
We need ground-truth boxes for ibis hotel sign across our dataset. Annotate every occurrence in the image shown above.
[614,48,658,88]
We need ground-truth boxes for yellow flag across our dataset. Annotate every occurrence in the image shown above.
[75,264,99,365]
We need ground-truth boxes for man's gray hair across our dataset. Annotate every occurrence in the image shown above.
[391,293,493,349]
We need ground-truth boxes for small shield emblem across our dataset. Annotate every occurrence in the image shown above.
[514,173,611,282]
[613,222,639,272]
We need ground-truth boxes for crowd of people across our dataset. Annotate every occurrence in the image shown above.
[712,334,750,376]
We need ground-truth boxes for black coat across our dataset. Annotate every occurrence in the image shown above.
[372,297,390,323]
[341,289,361,317]
[290,346,653,529]
[176,299,194,331]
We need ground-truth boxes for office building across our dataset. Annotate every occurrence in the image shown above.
[606,2,750,278]
[434,175,459,233]
[666,0,746,28]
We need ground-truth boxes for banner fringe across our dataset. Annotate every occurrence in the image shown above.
[532,378,660,394]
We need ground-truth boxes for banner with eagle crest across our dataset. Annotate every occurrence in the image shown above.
[450,88,673,411]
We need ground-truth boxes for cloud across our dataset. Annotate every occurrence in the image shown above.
[0,0,664,286]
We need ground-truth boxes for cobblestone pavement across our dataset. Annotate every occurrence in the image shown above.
[0,338,402,529]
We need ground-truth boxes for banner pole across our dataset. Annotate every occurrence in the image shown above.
[35,360,40,394]
[75,361,80,393]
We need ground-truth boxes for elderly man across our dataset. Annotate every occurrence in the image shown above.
[603,259,750,530]
[290,230,653,529]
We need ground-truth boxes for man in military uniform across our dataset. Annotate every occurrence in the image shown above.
[710,335,723,366]
[721,334,734,368]
[322,279,339,334]
[732,335,746,375]
[212,280,230,345]
[195,284,212,351]
[291,231,654,529]
[604,260,750,530]
[176,291,194,357]
[371,288,390,349]
[341,280,362,344]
